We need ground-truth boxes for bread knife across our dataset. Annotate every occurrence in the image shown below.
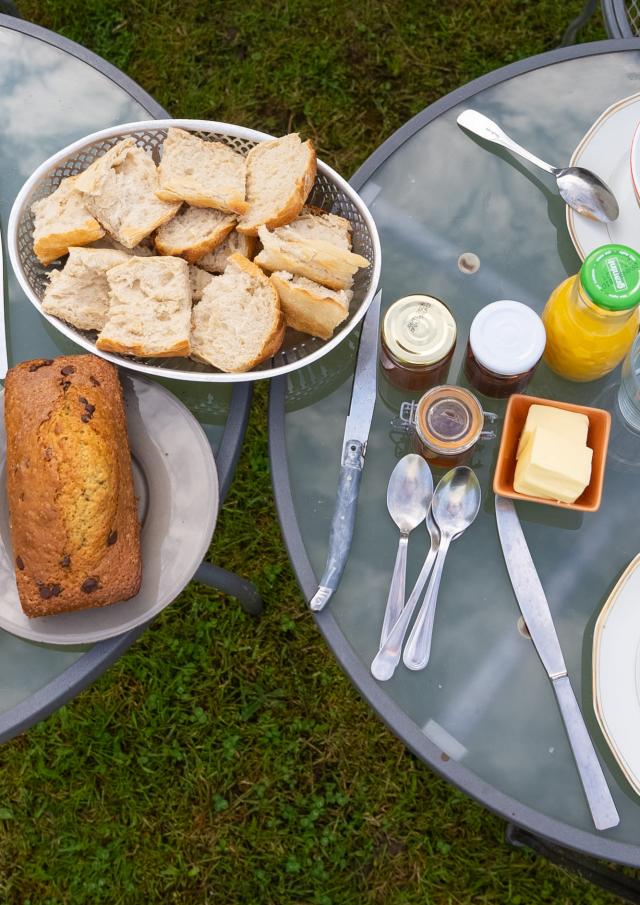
[309,289,382,612]
[0,226,8,380]
[495,494,619,831]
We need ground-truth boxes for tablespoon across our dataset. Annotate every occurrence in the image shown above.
[380,455,433,646]
[457,109,619,223]
[403,467,481,672]
[371,507,441,681]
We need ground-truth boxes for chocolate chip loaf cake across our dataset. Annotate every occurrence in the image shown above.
[5,355,141,617]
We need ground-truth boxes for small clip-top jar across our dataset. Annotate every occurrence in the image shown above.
[380,295,456,392]
[464,300,546,398]
[412,385,486,467]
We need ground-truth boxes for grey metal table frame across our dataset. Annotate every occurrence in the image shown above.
[269,38,640,901]
[0,14,257,744]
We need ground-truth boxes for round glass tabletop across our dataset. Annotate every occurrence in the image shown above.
[271,43,640,862]
[0,20,244,737]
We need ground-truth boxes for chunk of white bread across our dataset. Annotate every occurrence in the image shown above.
[189,265,213,302]
[42,247,129,332]
[156,128,248,214]
[270,271,351,340]
[32,175,105,265]
[155,205,236,263]
[97,256,191,357]
[191,254,285,372]
[254,208,369,291]
[197,230,257,273]
[75,138,180,248]
[238,133,316,236]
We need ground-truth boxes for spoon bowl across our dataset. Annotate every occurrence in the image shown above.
[555,167,619,223]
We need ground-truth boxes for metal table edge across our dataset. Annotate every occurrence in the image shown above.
[267,39,640,868]
[0,15,253,743]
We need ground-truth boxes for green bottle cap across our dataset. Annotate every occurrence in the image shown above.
[580,244,640,311]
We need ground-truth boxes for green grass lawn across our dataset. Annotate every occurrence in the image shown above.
[0,1,630,902]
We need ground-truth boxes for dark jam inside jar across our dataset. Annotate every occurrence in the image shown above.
[463,342,538,398]
[413,385,484,467]
[380,336,454,392]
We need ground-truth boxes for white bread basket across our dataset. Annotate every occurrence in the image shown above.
[8,119,381,383]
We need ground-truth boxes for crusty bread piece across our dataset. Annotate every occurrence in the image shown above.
[237,133,316,236]
[189,265,213,302]
[156,128,248,214]
[270,271,351,340]
[5,355,141,617]
[286,205,352,247]
[191,254,285,372]
[197,230,257,273]
[255,223,369,291]
[155,205,236,263]
[97,256,191,357]
[42,247,130,332]
[75,138,180,248]
[32,175,105,265]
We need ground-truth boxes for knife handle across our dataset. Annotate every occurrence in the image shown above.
[552,675,619,831]
[309,440,364,612]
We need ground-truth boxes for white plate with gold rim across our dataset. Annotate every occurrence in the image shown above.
[567,92,640,260]
[593,552,640,796]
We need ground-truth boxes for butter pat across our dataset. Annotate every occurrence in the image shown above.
[516,404,589,458]
[514,425,593,503]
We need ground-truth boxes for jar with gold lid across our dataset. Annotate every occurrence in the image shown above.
[379,295,457,392]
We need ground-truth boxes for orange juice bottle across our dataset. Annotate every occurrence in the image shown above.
[542,244,640,382]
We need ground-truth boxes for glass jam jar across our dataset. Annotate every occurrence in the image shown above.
[411,385,486,467]
[464,300,546,398]
[379,295,456,392]
[542,244,640,382]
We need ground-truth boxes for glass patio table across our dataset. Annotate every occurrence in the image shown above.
[0,15,252,742]
[270,39,640,880]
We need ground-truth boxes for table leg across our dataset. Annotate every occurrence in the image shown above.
[505,823,640,902]
[560,0,598,45]
[194,562,263,616]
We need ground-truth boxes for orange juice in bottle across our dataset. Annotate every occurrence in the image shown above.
[542,244,640,382]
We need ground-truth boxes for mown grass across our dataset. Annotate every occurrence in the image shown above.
[2,1,627,902]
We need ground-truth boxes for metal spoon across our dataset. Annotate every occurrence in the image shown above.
[403,467,481,672]
[380,455,433,647]
[371,507,441,681]
[457,109,619,223]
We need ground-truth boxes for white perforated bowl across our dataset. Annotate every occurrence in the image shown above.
[8,119,381,383]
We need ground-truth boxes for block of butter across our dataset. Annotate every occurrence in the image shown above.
[516,404,589,458]
[514,414,593,504]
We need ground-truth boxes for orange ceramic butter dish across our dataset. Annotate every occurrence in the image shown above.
[493,394,611,512]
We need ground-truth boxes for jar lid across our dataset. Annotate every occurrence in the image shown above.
[468,300,546,377]
[416,385,484,455]
[580,244,640,311]
[382,295,456,367]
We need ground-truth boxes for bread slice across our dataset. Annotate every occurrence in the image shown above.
[32,175,105,265]
[191,254,285,372]
[156,128,248,214]
[270,271,351,340]
[237,133,316,236]
[42,246,130,332]
[75,138,180,248]
[255,223,369,291]
[155,206,236,263]
[97,256,191,357]
[197,230,257,273]
[286,205,352,246]
[189,265,213,302]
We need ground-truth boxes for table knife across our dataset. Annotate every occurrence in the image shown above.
[495,495,619,831]
[0,226,8,380]
[309,289,382,612]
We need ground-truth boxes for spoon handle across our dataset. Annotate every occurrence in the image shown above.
[403,535,451,671]
[380,534,408,646]
[457,109,556,176]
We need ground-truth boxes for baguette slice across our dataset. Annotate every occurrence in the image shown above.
[42,247,130,332]
[255,224,369,291]
[32,175,105,265]
[97,256,191,357]
[156,128,248,213]
[197,230,257,273]
[285,206,352,247]
[75,138,181,248]
[237,134,316,236]
[155,205,236,263]
[189,265,214,302]
[191,254,285,372]
[270,271,351,340]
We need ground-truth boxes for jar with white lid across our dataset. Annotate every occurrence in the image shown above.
[464,300,546,398]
